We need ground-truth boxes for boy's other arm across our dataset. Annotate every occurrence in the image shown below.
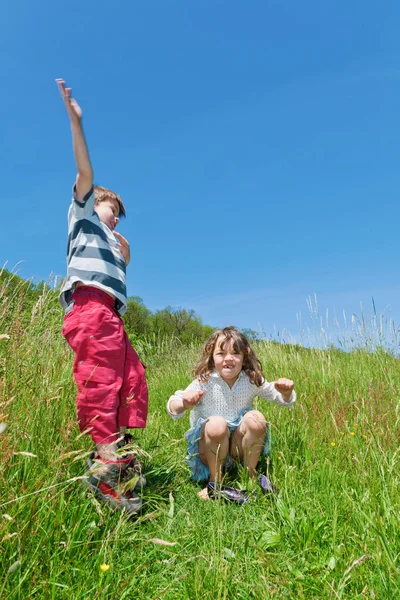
[113,232,131,267]
[56,79,93,202]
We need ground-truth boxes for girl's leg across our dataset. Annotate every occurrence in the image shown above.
[198,416,230,498]
[230,410,267,477]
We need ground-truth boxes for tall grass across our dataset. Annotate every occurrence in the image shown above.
[292,294,400,354]
[0,275,399,599]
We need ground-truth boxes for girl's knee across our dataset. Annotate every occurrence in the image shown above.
[204,416,229,440]
[243,410,267,434]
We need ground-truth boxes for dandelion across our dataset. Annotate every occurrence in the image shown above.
[100,563,110,572]
[350,432,355,436]
[277,456,281,460]
[363,435,367,440]
[331,442,336,447]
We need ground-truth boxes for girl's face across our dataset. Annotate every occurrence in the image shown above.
[213,335,244,387]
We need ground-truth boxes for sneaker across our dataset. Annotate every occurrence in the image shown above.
[116,434,147,489]
[84,456,142,516]
[259,474,279,494]
[208,482,250,504]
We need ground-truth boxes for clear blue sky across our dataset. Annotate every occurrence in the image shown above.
[1,0,399,342]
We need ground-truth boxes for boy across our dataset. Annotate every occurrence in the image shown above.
[56,78,148,515]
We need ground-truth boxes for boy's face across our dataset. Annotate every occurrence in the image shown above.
[95,199,120,231]
[213,335,244,386]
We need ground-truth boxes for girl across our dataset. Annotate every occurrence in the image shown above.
[167,326,296,500]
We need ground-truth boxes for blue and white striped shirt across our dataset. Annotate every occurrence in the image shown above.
[59,187,127,315]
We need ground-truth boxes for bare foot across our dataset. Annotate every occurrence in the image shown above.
[197,486,210,500]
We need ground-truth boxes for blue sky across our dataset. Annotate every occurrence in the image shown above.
[1,0,399,342]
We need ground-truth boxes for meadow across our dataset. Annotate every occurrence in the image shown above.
[0,275,399,599]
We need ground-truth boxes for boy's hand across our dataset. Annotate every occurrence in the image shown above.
[113,232,131,266]
[274,378,294,402]
[182,390,204,410]
[56,79,83,126]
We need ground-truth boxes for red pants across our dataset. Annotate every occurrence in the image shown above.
[62,286,148,445]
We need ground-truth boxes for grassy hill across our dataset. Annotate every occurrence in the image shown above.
[1,276,399,599]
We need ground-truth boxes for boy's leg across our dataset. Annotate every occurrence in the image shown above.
[63,303,125,454]
[118,332,148,432]
[198,417,230,499]
[230,410,267,478]
[63,302,143,514]
[115,335,148,490]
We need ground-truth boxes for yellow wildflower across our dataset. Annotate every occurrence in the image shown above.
[350,432,355,436]
[331,442,336,447]
[100,564,110,572]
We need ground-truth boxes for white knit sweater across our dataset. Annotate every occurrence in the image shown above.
[167,370,296,427]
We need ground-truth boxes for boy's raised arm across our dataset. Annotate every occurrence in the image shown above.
[56,78,93,202]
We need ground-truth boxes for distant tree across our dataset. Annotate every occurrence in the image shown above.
[149,306,214,343]
[148,306,194,338]
[147,310,173,337]
[163,306,197,336]
[123,296,152,335]
[201,325,215,340]
[178,314,203,344]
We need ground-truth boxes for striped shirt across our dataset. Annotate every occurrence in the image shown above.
[59,186,127,315]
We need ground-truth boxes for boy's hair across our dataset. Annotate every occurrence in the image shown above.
[194,326,264,386]
[94,185,126,217]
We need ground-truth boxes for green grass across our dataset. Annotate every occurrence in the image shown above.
[1,285,399,599]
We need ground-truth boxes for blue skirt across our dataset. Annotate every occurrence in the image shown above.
[184,410,271,482]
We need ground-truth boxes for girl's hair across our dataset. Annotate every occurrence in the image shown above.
[194,326,264,386]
